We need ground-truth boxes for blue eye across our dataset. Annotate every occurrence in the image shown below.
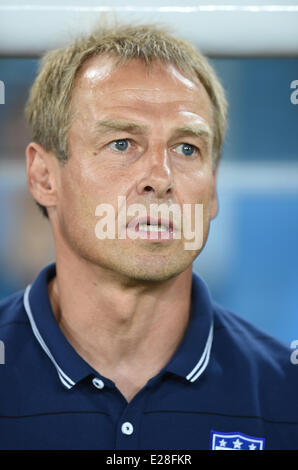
[110,139,130,151]
[176,143,197,157]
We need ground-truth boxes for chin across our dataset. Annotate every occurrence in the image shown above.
[124,269,179,283]
[113,254,194,284]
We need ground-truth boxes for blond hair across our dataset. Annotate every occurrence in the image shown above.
[25,22,227,217]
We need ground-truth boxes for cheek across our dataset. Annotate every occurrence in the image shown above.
[57,166,98,239]
[77,156,133,199]
[58,161,132,236]
[179,173,215,232]
[180,171,212,205]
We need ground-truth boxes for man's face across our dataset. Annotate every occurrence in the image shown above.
[54,55,218,282]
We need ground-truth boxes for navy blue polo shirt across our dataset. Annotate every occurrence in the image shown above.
[0,262,297,450]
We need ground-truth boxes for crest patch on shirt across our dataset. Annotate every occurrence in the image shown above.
[210,430,265,450]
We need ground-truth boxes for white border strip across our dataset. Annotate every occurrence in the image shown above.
[186,321,214,382]
[1,5,298,13]
[23,285,75,389]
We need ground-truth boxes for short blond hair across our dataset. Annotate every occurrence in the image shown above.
[25,22,227,217]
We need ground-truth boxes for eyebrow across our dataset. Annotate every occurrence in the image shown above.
[93,119,213,141]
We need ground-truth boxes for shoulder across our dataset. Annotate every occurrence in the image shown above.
[209,302,298,425]
[212,301,293,364]
[0,289,30,342]
[212,301,297,385]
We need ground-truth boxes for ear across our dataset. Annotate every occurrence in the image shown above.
[209,167,219,220]
[26,142,59,210]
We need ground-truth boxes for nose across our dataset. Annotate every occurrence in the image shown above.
[136,146,173,198]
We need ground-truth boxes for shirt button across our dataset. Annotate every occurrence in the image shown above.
[121,422,134,435]
[92,377,104,389]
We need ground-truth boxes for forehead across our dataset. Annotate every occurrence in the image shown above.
[72,55,213,123]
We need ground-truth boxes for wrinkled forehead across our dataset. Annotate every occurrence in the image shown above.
[68,54,215,161]
[72,54,211,108]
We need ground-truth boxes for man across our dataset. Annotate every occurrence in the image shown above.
[0,23,297,451]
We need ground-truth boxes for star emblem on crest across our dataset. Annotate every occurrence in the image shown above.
[210,431,265,450]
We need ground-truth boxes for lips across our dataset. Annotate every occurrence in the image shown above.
[126,215,174,233]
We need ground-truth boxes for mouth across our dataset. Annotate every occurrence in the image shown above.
[126,216,175,241]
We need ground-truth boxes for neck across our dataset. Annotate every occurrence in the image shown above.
[47,250,193,396]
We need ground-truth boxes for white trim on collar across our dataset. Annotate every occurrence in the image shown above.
[23,281,213,388]
[186,321,214,382]
[23,284,75,390]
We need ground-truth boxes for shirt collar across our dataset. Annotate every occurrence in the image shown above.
[163,272,214,383]
[23,263,214,390]
[23,263,93,390]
